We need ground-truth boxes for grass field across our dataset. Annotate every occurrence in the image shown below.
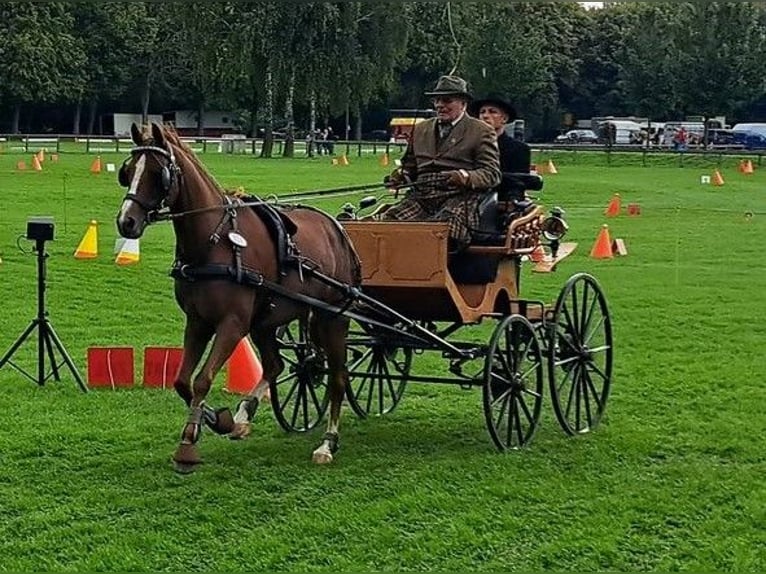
[0,149,764,571]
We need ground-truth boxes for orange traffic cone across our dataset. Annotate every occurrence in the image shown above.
[589,224,614,259]
[712,170,725,186]
[742,160,754,175]
[530,244,545,262]
[738,160,746,174]
[379,153,390,167]
[90,156,102,174]
[74,220,99,259]
[604,193,621,217]
[225,338,264,395]
[546,159,558,174]
[31,155,43,171]
[37,149,45,163]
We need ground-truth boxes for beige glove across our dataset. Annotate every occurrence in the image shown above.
[443,169,470,188]
[384,168,409,188]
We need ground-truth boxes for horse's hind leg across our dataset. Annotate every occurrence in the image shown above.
[230,327,281,440]
[311,316,349,464]
[173,320,246,473]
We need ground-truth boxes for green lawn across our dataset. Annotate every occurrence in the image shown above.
[0,149,764,571]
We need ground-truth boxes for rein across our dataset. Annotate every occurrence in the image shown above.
[149,181,417,222]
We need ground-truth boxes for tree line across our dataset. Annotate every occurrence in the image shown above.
[1,1,765,149]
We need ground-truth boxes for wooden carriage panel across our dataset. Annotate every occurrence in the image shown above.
[343,221,450,287]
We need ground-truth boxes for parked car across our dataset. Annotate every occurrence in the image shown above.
[731,123,766,150]
[555,129,600,143]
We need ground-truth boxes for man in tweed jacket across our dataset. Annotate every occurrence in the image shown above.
[383,75,501,250]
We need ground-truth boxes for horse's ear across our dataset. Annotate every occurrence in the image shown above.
[131,123,142,145]
[151,122,166,148]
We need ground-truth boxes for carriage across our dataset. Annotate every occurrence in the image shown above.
[270,174,613,451]
[116,123,613,471]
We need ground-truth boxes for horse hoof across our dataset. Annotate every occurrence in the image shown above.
[173,442,202,471]
[209,408,235,435]
[229,423,251,441]
[312,450,334,465]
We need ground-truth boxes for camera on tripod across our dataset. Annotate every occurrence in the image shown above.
[26,216,55,242]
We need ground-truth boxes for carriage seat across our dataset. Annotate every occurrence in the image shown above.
[470,193,537,246]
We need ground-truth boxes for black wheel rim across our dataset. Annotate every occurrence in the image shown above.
[548,273,613,435]
[345,324,411,418]
[483,315,544,451]
[271,321,329,433]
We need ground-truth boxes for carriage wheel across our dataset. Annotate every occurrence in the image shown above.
[271,320,329,433]
[345,324,412,418]
[547,273,613,435]
[483,315,544,451]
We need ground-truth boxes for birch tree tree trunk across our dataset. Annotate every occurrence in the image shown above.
[282,68,295,157]
[260,64,275,158]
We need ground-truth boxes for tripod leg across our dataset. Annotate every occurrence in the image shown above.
[41,322,62,382]
[45,321,88,393]
[0,320,39,371]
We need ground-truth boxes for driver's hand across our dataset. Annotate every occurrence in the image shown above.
[443,169,469,188]
[384,168,408,188]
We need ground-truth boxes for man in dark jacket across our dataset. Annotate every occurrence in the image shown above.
[383,75,501,250]
[472,94,531,201]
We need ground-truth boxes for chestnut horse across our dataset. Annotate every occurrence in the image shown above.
[115,123,361,472]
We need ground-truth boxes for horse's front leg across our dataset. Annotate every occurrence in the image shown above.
[173,321,245,473]
[172,319,233,436]
[172,319,212,406]
[230,327,280,440]
[312,317,348,464]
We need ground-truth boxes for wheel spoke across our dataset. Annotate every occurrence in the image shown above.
[564,363,580,421]
[505,396,516,447]
[494,392,510,431]
[580,370,593,430]
[517,392,535,426]
[513,397,525,446]
[306,377,324,413]
[583,368,604,412]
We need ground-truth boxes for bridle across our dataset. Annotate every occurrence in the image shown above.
[120,145,181,221]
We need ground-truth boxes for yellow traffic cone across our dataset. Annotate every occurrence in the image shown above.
[31,155,43,171]
[74,220,99,259]
[379,153,390,167]
[115,238,140,265]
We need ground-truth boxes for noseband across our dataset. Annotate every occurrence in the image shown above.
[121,145,181,219]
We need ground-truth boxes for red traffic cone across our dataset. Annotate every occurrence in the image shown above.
[589,224,614,259]
[225,338,264,395]
[604,193,621,217]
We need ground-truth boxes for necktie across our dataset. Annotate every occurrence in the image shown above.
[438,122,452,140]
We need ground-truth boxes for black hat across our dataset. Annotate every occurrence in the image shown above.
[471,94,518,122]
[424,75,472,99]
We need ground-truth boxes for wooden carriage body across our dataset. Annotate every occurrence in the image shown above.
[342,207,545,324]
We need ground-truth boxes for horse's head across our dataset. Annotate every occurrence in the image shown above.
[116,122,181,238]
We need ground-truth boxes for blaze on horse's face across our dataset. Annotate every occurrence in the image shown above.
[116,123,176,239]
